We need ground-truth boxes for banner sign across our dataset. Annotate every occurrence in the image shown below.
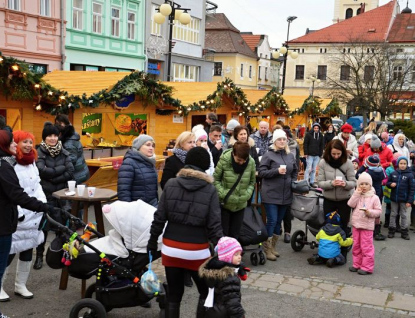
[82,113,102,134]
[114,113,147,136]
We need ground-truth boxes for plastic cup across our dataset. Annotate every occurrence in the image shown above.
[77,185,86,196]
[336,176,342,181]
[87,187,96,197]
[68,181,76,192]
[256,147,260,154]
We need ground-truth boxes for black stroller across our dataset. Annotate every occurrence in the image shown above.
[46,209,166,318]
[290,188,325,252]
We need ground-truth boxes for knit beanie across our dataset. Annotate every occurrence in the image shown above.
[365,155,380,169]
[194,129,207,141]
[42,122,60,140]
[381,132,389,140]
[397,156,408,165]
[132,134,154,151]
[325,211,341,225]
[341,123,353,133]
[185,146,210,171]
[364,134,373,142]
[226,119,240,131]
[393,152,402,160]
[216,236,242,264]
[272,129,287,143]
[352,158,360,165]
[370,135,381,149]
[357,172,372,186]
[312,123,321,130]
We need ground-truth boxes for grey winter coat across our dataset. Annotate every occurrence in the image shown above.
[250,131,273,157]
[317,159,356,201]
[258,148,298,205]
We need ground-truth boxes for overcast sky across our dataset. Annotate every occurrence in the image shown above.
[212,0,401,48]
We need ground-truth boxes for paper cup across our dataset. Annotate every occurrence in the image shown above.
[87,187,96,197]
[336,176,342,181]
[77,185,86,196]
[280,165,287,169]
[68,181,76,192]
[256,147,260,154]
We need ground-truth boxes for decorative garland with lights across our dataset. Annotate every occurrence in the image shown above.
[322,98,342,117]
[291,95,322,117]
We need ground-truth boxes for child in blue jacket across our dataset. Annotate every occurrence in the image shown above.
[386,156,415,240]
[307,211,353,267]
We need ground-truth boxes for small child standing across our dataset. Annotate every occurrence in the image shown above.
[386,156,415,240]
[199,237,248,318]
[307,211,353,267]
[348,172,382,275]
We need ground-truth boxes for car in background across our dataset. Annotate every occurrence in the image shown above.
[346,116,363,132]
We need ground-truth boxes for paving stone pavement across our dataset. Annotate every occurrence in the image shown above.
[150,259,415,316]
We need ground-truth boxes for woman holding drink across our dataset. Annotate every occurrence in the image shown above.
[258,129,298,261]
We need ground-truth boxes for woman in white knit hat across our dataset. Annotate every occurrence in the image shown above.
[193,125,214,175]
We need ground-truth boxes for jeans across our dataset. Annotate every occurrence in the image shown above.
[0,235,12,292]
[264,204,288,236]
[305,156,320,184]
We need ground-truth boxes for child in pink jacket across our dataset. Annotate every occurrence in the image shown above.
[347,172,382,275]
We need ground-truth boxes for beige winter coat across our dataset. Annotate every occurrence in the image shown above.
[317,159,356,201]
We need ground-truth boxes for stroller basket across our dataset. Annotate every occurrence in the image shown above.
[291,193,325,228]
[96,282,154,309]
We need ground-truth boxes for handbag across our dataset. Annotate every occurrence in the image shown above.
[291,180,310,194]
[238,206,268,246]
[221,173,243,207]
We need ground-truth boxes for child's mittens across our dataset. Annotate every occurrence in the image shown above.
[238,266,250,281]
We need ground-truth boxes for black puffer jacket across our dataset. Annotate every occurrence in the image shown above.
[198,257,245,318]
[60,125,90,184]
[160,154,184,190]
[0,152,50,236]
[36,144,74,200]
[149,168,223,247]
[117,149,158,204]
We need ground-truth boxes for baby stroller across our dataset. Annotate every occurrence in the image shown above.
[290,188,325,252]
[46,200,166,318]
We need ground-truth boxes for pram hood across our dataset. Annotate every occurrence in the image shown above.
[84,200,163,257]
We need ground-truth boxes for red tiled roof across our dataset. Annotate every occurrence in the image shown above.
[240,34,262,52]
[290,1,396,44]
[387,13,415,42]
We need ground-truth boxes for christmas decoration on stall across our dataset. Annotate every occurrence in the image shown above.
[322,98,342,117]
[291,95,322,118]
[254,87,289,116]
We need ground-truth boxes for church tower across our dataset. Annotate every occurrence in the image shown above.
[333,0,380,23]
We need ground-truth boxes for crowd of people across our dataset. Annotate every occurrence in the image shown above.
[1,110,415,318]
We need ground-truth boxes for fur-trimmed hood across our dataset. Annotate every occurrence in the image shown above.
[228,136,255,148]
[176,168,214,192]
[177,168,213,183]
[199,257,237,283]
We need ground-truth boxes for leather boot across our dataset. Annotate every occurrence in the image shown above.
[388,227,396,238]
[401,228,410,240]
[0,267,10,302]
[196,297,206,318]
[33,254,43,270]
[271,234,280,257]
[374,224,386,241]
[263,238,276,261]
[14,260,33,299]
[167,302,180,318]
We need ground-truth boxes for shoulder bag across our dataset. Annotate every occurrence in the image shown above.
[221,173,243,207]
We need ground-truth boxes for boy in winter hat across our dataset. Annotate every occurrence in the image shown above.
[348,172,382,274]
[356,155,387,240]
[199,237,248,318]
[386,156,415,239]
[307,211,353,268]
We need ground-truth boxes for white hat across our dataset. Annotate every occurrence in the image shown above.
[226,119,240,131]
[273,129,287,143]
[364,134,372,142]
[194,129,207,141]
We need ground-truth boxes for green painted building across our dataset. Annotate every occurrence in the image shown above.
[65,0,145,71]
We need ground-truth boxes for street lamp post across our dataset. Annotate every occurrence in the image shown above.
[306,75,321,97]
[154,1,191,81]
[272,16,298,94]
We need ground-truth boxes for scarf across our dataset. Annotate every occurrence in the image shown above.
[342,134,349,149]
[314,131,320,140]
[16,150,35,166]
[0,155,16,167]
[133,149,156,165]
[328,158,344,169]
[172,148,188,164]
[231,153,249,174]
[41,140,62,158]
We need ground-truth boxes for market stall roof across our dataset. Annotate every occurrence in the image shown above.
[43,71,130,96]
[164,81,218,105]
[284,96,332,110]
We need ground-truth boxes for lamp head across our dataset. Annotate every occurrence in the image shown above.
[287,16,297,22]
[154,12,166,24]
[279,46,287,55]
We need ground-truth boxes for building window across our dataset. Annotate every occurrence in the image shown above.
[317,65,327,80]
[173,17,200,44]
[214,62,222,76]
[397,48,404,53]
[249,65,252,79]
[319,48,327,53]
[73,0,83,30]
[393,66,403,81]
[8,0,20,10]
[345,8,353,19]
[40,0,50,16]
[265,67,268,81]
[411,66,415,82]
[111,7,120,37]
[340,65,350,80]
[151,5,161,35]
[295,65,304,80]
[240,64,244,78]
[92,2,102,34]
[364,65,375,81]
[258,66,261,80]
[127,11,136,40]
[173,63,199,82]
[357,8,361,15]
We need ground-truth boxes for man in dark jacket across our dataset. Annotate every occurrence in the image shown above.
[250,121,272,156]
[304,123,324,187]
[208,125,223,167]
[55,114,89,184]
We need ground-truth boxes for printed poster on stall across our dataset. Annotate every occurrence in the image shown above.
[114,113,147,136]
[82,113,102,134]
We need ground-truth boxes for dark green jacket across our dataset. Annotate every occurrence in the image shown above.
[213,149,256,212]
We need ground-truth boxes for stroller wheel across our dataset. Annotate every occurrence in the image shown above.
[84,283,112,313]
[69,298,107,318]
[250,253,258,266]
[258,251,266,265]
[291,230,306,252]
